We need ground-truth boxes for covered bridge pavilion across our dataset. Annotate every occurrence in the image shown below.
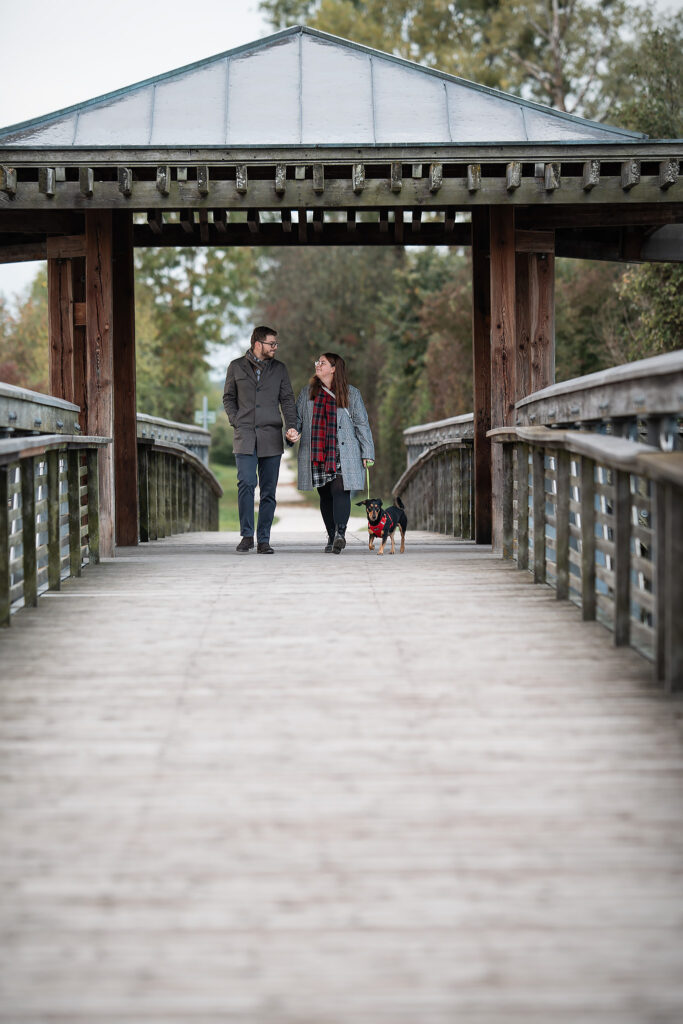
[0,25,681,557]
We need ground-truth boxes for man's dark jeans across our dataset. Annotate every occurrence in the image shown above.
[234,448,281,544]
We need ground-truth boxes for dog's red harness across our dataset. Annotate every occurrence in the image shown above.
[368,511,394,537]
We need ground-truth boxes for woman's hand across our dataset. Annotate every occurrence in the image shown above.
[363,459,374,468]
[285,428,301,443]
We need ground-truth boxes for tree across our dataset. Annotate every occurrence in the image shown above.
[260,0,640,116]
[0,271,49,392]
[610,9,683,138]
[134,245,257,421]
[375,247,473,491]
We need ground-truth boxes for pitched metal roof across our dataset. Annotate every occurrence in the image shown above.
[0,25,645,148]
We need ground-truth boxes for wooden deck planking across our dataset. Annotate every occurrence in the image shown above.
[1,530,683,1023]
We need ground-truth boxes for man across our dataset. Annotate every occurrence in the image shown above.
[223,325,299,553]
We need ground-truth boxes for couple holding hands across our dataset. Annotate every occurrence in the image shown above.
[223,325,375,554]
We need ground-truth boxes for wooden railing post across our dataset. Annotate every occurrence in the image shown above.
[663,482,683,692]
[139,446,150,543]
[47,449,61,590]
[613,469,631,646]
[87,448,100,565]
[581,456,596,620]
[150,452,159,540]
[532,446,546,583]
[67,449,82,578]
[517,443,529,570]
[654,481,667,685]
[555,449,570,600]
[502,443,514,559]
[21,457,38,608]
[0,465,9,626]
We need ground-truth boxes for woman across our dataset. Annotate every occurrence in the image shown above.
[294,352,375,553]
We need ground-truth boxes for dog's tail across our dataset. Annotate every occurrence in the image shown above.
[395,494,405,510]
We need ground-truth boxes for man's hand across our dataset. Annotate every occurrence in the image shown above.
[285,428,301,443]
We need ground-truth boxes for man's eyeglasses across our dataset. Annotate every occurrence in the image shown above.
[260,340,278,348]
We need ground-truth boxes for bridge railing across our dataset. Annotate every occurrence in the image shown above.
[1,385,223,625]
[395,414,474,537]
[136,414,221,540]
[0,383,109,626]
[490,351,683,692]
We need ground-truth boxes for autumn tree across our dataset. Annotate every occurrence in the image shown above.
[134,245,257,421]
[0,271,49,392]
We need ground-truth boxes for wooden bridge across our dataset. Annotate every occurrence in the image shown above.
[1,24,682,1020]
[2,356,683,1022]
[2,528,683,1022]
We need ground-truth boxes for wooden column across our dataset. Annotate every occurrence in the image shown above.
[112,211,139,547]
[72,258,87,431]
[471,208,491,545]
[85,211,115,558]
[515,237,555,400]
[48,247,86,423]
[529,250,555,392]
[48,258,75,402]
[489,207,516,552]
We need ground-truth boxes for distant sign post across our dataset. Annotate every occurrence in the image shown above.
[194,395,216,431]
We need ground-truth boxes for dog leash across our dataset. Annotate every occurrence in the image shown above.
[365,460,374,500]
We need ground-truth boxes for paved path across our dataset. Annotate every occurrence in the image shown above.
[1,527,683,1023]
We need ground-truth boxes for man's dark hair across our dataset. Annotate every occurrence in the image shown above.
[250,325,277,349]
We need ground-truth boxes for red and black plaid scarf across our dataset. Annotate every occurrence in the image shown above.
[311,388,337,473]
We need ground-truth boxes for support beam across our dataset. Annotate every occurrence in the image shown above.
[112,211,138,547]
[490,206,516,551]
[471,207,491,546]
[48,256,76,403]
[85,210,115,557]
[529,250,555,392]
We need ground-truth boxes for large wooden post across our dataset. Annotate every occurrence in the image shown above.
[48,253,87,427]
[112,211,139,546]
[471,208,491,545]
[489,207,516,551]
[48,257,75,402]
[85,211,115,558]
[529,250,555,392]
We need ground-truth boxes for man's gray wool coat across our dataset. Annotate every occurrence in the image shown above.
[223,354,297,457]
[295,385,375,491]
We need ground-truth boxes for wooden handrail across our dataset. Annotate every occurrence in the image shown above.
[1,435,108,627]
[489,426,683,692]
[394,438,474,539]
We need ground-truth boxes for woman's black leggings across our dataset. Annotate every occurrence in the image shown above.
[317,474,350,537]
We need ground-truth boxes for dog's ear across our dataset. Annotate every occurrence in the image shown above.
[355,500,369,507]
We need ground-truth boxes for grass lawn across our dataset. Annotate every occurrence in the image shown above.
[210,461,240,532]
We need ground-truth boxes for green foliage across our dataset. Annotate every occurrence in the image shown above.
[375,248,473,492]
[554,260,627,381]
[134,246,258,422]
[615,264,683,358]
[610,9,683,138]
[209,418,235,466]
[0,271,49,392]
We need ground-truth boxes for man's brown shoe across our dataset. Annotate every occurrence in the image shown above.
[257,542,274,554]
[236,536,254,552]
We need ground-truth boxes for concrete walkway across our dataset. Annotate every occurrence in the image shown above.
[1,525,683,1023]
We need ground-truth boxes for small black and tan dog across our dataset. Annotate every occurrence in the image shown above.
[356,495,407,555]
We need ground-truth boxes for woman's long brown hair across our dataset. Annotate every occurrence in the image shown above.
[308,352,349,408]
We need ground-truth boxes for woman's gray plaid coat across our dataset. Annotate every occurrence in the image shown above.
[295,385,375,491]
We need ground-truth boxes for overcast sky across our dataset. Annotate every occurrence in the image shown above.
[0,0,268,302]
[1,0,681,304]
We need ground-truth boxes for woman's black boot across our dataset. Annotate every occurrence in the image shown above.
[332,525,347,554]
[324,533,335,553]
